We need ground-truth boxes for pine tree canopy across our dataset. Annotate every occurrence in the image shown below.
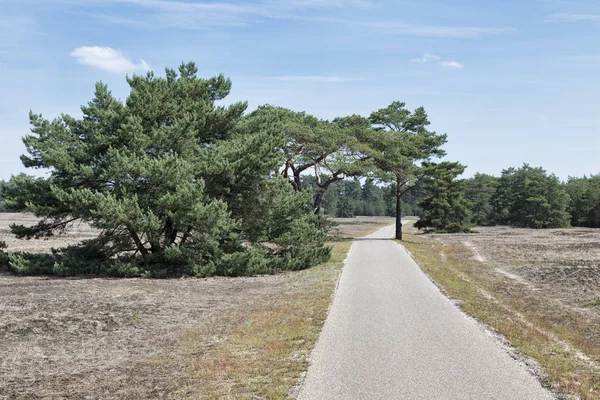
[5,62,330,277]
[239,106,373,213]
[367,101,450,238]
[414,162,472,233]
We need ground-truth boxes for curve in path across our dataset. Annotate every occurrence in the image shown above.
[298,225,554,400]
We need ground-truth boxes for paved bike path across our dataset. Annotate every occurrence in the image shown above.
[298,225,554,399]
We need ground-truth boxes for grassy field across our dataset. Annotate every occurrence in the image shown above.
[402,222,600,400]
[0,213,393,399]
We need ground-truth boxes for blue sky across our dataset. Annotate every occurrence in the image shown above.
[1,0,599,180]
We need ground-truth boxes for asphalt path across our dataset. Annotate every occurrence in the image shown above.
[298,224,554,400]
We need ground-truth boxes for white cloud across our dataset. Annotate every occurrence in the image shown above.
[115,0,373,22]
[119,0,259,15]
[440,60,463,69]
[273,75,356,83]
[410,52,441,63]
[109,0,268,29]
[70,46,152,74]
[545,13,598,22]
[275,0,376,8]
[411,53,464,69]
[121,0,373,12]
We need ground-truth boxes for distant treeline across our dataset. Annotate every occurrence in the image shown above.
[464,165,600,229]
[3,165,598,231]
[301,176,423,218]
[297,163,600,230]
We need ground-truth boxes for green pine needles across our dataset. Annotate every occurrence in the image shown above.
[3,62,331,277]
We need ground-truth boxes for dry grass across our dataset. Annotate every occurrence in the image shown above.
[177,241,352,399]
[402,223,600,400]
[0,214,392,399]
[0,274,293,399]
[431,226,600,306]
[0,213,98,253]
[329,216,395,239]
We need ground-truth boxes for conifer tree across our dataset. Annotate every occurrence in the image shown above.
[565,175,600,228]
[414,162,471,232]
[240,107,372,213]
[463,173,498,226]
[492,164,570,228]
[6,63,330,276]
[368,102,448,239]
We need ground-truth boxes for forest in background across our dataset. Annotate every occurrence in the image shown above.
[301,164,599,231]
[3,164,598,229]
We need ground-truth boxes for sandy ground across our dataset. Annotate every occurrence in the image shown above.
[425,225,600,360]
[0,213,392,399]
[329,216,395,238]
[429,226,600,306]
[1,275,286,399]
[0,213,99,254]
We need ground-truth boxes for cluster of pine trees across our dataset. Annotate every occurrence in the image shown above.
[302,163,600,233]
[0,64,333,277]
[565,175,600,228]
[464,165,600,229]
[3,62,591,278]
[0,62,453,277]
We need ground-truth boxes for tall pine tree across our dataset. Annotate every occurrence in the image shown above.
[368,102,448,239]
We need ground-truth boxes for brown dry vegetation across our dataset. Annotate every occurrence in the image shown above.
[329,216,396,239]
[0,214,393,399]
[0,213,99,254]
[435,226,600,306]
[403,223,600,399]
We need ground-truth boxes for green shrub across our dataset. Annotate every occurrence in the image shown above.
[8,253,31,274]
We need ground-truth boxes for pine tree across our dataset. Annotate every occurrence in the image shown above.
[368,102,448,239]
[336,194,355,218]
[492,164,570,228]
[414,162,471,233]
[240,107,372,213]
[6,63,330,276]
[565,175,600,228]
[464,173,498,226]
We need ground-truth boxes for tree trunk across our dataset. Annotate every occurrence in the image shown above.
[164,217,177,247]
[127,225,149,265]
[395,179,402,240]
[293,170,302,191]
[314,190,325,214]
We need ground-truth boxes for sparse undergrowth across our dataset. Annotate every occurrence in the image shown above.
[402,229,600,400]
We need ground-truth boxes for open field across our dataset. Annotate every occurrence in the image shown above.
[0,214,393,399]
[431,226,600,306]
[403,223,600,399]
[329,216,396,239]
[0,213,99,254]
